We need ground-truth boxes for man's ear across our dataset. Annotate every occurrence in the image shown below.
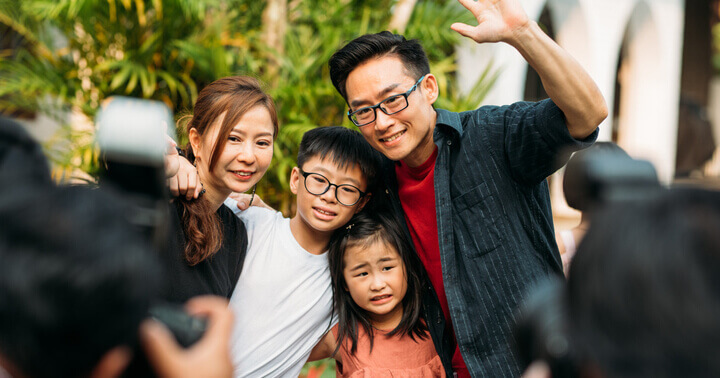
[422,74,439,106]
[188,128,202,161]
[89,346,132,378]
[354,193,371,214]
[289,167,301,195]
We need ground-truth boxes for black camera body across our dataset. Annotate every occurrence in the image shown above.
[148,304,208,348]
[514,278,578,378]
[563,147,661,212]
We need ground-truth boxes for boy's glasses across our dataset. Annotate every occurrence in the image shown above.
[300,170,366,206]
[347,75,426,127]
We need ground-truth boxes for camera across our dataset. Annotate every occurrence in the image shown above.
[149,304,209,348]
[514,278,577,378]
[96,97,206,347]
[562,144,661,211]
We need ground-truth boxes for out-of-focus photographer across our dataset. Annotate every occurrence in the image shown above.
[0,185,159,378]
[0,116,235,377]
[517,187,720,378]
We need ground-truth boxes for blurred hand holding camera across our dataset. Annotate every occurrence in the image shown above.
[141,296,234,378]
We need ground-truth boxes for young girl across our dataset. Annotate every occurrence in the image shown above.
[322,210,448,376]
[162,75,278,303]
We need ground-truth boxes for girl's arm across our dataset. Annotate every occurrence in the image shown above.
[307,332,341,363]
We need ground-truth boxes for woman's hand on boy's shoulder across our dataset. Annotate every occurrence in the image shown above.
[228,192,273,212]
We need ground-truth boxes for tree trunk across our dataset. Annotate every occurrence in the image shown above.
[388,0,417,34]
[261,0,288,82]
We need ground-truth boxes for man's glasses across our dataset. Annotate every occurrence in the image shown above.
[300,170,366,206]
[347,75,426,127]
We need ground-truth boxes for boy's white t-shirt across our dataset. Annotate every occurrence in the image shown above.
[224,198,335,378]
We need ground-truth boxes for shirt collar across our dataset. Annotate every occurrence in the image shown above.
[434,108,464,137]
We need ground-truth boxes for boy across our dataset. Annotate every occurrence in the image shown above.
[222,126,381,377]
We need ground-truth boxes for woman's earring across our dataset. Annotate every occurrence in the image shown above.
[248,184,257,206]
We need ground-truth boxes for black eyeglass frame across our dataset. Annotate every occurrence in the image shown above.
[299,170,367,206]
[346,75,426,127]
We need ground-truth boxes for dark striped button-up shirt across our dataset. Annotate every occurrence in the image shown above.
[382,99,598,377]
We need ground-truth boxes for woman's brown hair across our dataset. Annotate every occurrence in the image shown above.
[178,76,278,265]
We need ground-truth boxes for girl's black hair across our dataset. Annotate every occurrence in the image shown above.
[327,209,429,355]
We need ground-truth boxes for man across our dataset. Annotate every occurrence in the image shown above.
[328,0,607,376]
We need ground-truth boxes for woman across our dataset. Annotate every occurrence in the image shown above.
[162,76,278,303]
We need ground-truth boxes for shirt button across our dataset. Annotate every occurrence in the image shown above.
[447,140,452,146]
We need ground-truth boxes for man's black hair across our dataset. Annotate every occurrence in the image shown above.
[327,209,429,356]
[329,31,430,101]
[0,185,162,378]
[567,188,720,377]
[297,126,383,195]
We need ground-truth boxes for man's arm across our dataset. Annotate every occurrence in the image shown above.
[451,0,608,139]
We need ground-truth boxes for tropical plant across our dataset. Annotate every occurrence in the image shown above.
[0,0,263,178]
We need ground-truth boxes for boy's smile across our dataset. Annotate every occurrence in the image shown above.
[289,156,368,253]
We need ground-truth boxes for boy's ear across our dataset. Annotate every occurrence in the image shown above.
[354,193,371,214]
[188,128,202,160]
[290,167,301,195]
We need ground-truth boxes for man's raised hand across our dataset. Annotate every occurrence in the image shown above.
[450,0,531,45]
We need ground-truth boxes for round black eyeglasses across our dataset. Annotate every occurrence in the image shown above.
[300,170,366,206]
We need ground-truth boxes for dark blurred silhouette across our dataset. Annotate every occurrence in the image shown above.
[568,188,720,378]
[0,185,162,378]
[517,188,720,378]
[0,116,234,378]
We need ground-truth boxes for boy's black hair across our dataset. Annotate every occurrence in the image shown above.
[568,188,720,377]
[0,185,162,378]
[328,31,430,101]
[327,209,428,355]
[297,126,383,195]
